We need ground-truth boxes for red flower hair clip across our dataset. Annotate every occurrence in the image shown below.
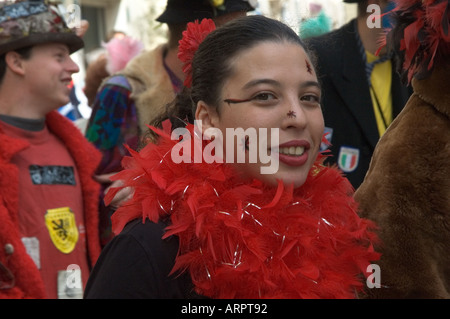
[178,18,216,88]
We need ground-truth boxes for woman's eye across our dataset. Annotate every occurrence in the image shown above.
[252,92,276,101]
[301,94,320,104]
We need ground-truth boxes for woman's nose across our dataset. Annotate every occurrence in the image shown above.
[283,98,307,129]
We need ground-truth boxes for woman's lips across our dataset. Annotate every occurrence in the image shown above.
[274,140,310,167]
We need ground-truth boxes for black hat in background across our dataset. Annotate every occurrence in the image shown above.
[156,0,256,24]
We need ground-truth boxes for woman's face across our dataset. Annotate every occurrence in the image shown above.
[196,41,324,188]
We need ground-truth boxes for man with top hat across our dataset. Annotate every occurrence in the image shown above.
[0,0,101,298]
[306,0,412,189]
[84,0,256,248]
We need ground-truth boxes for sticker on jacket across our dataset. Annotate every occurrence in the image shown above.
[45,207,79,254]
[21,237,41,269]
[338,146,360,173]
[320,127,333,151]
[29,165,76,185]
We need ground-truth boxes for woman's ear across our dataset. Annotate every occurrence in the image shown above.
[195,100,220,133]
[4,51,26,76]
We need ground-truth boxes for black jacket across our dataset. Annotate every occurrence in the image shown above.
[306,20,412,188]
[84,219,201,299]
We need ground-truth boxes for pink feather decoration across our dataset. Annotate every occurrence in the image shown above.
[104,36,144,74]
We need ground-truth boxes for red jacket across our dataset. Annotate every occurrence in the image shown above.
[0,111,101,298]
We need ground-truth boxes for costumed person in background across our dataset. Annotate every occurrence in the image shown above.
[355,0,450,298]
[84,0,256,248]
[299,2,332,39]
[0,1,101,299]
[83,31,143,107]
[78,32,143,134]
[84,15,379,299]
[306,0,412,189]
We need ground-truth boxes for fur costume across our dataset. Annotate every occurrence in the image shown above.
[120,45,176,135]
[84,54,109,106]
[84,37,143,106]
[0,111,102,299]
[355,62,450,298]
[355,0,450,298]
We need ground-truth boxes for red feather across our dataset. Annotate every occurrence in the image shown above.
[387,0,450,83]
[110,121,380,299]
[403,16,424,69]
[426,0,450,40]
[178,19,216,87]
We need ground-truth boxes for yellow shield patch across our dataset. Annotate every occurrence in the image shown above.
[45,207,79,254]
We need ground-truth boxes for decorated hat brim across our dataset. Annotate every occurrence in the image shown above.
[0,32,84,55]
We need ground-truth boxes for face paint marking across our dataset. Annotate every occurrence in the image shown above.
[287,110,297,118]
[306,60,313,75]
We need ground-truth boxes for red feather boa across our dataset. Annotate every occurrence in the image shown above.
[107,122,380,299]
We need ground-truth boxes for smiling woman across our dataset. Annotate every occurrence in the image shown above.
[85,15,380,299]
[196,40,323,187]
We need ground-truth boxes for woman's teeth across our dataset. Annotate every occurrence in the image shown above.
[279,146,305,156]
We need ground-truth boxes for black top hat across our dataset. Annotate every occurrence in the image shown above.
[156,0,256,24]
[0,1,83,55]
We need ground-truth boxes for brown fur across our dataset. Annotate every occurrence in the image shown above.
[354,62,450,298]
[120,45,176,136]
[84,54,109,106]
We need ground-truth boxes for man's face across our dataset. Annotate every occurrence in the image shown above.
[21,43,79,111]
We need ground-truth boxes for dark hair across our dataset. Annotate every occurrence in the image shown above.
[167,23,188,49]
[0,46,33,86]
[143,15,312,145]
[191,15,308,110]
[357,0,370,17]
